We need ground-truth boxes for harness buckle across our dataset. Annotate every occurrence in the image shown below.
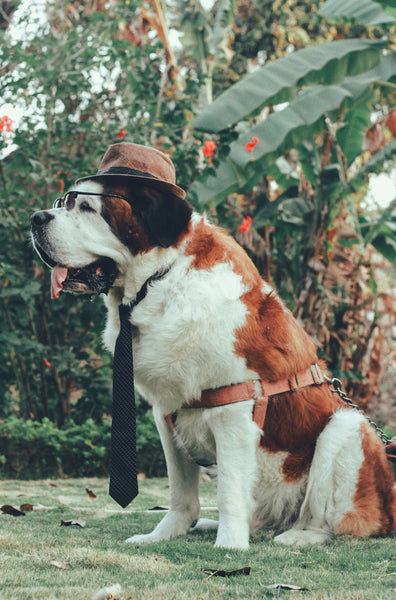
[310,363,323,385]
[288,374,299,392]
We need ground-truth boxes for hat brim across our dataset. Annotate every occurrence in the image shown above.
[75,173,186,200]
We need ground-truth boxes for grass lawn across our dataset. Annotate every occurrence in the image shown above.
[1,476,395,599]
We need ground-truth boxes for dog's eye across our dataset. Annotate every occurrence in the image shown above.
[80,201,95,213]
[65,192,77,211]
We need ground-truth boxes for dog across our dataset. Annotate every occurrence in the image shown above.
[31,142,396,549]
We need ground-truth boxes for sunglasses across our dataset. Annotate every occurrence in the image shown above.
[53,190,128,210]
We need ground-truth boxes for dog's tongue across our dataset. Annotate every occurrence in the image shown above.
[51,265,68,299]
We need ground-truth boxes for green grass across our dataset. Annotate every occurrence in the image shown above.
[1,477,395,599]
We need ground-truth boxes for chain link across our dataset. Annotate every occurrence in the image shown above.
[325,376,391,444]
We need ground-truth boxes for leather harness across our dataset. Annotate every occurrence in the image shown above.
[165,363,325,433]
[164,364,396,465]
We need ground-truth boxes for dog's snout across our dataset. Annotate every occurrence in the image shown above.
[31,210,54,228]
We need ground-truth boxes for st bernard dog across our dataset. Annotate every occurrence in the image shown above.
[31,142,396,549]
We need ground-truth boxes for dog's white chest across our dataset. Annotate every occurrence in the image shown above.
[107,261,258,414]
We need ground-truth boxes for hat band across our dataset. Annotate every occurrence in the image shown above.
[97,166,160,180]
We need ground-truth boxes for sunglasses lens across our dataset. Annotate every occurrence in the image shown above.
[53,198,63,208]
[65,192,77,210]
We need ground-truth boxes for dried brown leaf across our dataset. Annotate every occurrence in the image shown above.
[265,583,309,591]
[85,488,97,499]
[1,504,25,516]
[203,566,251,578]
[60,518,86,527]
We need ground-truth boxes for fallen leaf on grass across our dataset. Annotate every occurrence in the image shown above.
[1,505,25,516]
[265,583,309,591]
[203,566,251,578]
[60,518,86,527]
[49,482,58,487]
[19,503,34,512]
[86,488,97,499]
[89,583,122,600]
[49,559,71,570]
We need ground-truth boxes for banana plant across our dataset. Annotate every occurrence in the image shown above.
[187,0,396,318]
[189,39,395,208]
[319,0,396,25]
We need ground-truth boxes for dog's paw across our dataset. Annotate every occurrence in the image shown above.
[214,517,250,549]
[274,528,331,546]
[125,533,160,545]
[214,539,250,550]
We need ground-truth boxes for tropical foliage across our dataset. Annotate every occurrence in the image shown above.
[188,0,396,410]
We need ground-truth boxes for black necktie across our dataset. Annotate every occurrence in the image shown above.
[109,303,138,508]
[109,266,172,508]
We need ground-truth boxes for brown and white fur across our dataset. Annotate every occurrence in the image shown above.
[31,179,396,549]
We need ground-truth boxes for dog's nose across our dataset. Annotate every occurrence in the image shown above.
[31,210,54,227]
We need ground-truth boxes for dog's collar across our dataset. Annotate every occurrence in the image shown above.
[124,264,173,313]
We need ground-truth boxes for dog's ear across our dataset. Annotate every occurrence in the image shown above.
[133,186,192,248]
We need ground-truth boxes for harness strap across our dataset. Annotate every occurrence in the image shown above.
[252,397,269,430]
[165,364,325,432]
[186,381,256,410]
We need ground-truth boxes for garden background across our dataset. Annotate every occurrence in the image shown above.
[0,0,395,480]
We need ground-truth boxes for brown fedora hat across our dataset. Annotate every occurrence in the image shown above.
[76,142,186,199]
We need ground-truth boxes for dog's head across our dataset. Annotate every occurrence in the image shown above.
[30,178,192,298]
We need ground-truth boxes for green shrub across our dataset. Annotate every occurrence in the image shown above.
[0,407,166,479]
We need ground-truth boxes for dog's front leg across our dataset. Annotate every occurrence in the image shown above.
[125,406,200,545]
[208,401,259,550]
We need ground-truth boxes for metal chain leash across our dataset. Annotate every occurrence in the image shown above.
[325,376,391,444]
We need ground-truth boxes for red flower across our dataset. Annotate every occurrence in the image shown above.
[386,108,396,136]
[44,359,51,368]
[0,115,13,133]
[202,140,217,158]
[239,216,252,233]
[117,128,127,139]
[244,136,259,153]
